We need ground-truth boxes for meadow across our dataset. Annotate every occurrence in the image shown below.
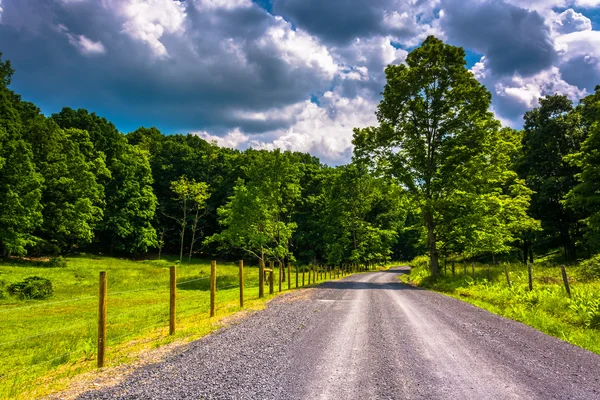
[0,255,310,399]
[402,257,600,356]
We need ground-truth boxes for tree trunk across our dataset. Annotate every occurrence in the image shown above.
[522,240,530,265]
[425,215,439,277]
[529,247,533,264]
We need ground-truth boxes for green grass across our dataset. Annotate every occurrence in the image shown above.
[0,255,343,399]
[402,260,600,355]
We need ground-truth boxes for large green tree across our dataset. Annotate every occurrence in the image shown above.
[353,36,534,276]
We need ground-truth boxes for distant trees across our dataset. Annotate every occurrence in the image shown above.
[206,150,301,266]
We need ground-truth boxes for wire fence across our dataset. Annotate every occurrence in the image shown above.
[0,261,372,396]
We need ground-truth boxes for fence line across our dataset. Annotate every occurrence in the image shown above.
[2,259,370,386]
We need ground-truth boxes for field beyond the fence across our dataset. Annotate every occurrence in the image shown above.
[402,261,600,356]
[0,255,325,399]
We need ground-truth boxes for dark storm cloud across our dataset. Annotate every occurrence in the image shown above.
[560,55,600,93]
[441,0,557,77]
[271,0,434,45]
[272,0,383,44]
[0,0,335,134]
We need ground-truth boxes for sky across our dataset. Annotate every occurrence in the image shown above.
[1,0,600,164]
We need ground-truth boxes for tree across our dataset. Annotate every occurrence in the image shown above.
[169,176,210,262]
[206,150,301,266]
[103,145,158,255]
[517,95,584,261]
[353,36,534,276]
[0,53,43,257]
[19,106,108,253]
[321,165,404,265]
[566,86,600,253]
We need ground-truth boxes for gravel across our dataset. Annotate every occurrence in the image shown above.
[78,267,600,400]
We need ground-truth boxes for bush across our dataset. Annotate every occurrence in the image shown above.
[8,277,54,300]
[48,256,67,268]
[410,255,430,270]
[580,255,600,281]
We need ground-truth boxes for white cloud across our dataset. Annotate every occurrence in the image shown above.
[196,89,378,164]
[259,17,338,80]
[552,9,592,35]
[115,0,187,58]
[57,24,106,55]
[192,0,252,10]
[495,67,587,109]
[470,56,487,80]
[556,29,600,60]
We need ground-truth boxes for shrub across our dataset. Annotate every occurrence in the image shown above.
[8,277,54,300]
[410,255,430,270]
[48,256,67,268]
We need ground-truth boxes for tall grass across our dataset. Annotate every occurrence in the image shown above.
[402,258,600,355]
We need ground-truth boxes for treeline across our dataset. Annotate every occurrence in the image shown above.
[2,35,600,271]
[0,52,409,265]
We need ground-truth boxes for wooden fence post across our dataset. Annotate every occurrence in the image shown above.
[302,267,305,286]
[288,263,291,290]
[471,262,475,279]
[527,262,533,291]
[504,263,511,287]
[170,266,176,335]
[269,262,274,295]
[560,264,571,298]
[239,260,244,308]
[259,259,264,299]
[278,261,282,293]
[295,264,298,288]
[463,263,467,275]
[98,271,107,368]
[210,260,216,317]
[452,261,455,276]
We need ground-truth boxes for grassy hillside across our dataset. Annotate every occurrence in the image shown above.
[0,255,307,399]
[402,258,600,356]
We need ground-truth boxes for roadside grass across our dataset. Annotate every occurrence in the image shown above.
[0,255,336,399]
[401,260,600,356]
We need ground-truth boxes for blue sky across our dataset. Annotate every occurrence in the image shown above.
[1,0,600,164]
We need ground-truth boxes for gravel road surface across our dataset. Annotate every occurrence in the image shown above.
[78,267,600,400]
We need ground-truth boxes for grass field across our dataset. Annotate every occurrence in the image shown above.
[402,258,600,356]
[0,255,328,399]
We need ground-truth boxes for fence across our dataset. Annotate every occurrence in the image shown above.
[445,260,573,297]
[0,260,381,397]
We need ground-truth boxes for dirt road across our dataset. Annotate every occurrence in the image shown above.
[79,267,600,399]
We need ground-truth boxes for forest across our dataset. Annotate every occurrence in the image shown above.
[1,36,600,274]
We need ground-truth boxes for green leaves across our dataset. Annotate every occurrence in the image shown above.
[353,36,535,275]
[206,150,301,263]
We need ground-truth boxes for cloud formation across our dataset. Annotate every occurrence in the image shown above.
[1,0,599,163]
